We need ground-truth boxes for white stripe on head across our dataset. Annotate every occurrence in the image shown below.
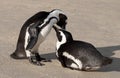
[50,9,65,20]
[51,9,65,14]
[38,10,65,28]
[63,52,83,70]
[56,31,67,50]
[40,18,57,37]
[24,27,31,57]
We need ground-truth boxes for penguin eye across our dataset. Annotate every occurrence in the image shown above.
[39,20,44,25]
[58,32,61,35]
[57,32,62,42]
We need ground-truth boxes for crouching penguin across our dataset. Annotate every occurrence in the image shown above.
[53,26,112,71]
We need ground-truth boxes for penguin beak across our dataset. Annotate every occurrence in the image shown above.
[61,25,66,29]
[53,25,59,33]
[53,25,62,42]
[56,14,67,30]
[56,22,67,30]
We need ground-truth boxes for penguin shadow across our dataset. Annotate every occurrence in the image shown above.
[40,45,120,72]
[97,45,120,72]
[41,52,57,61]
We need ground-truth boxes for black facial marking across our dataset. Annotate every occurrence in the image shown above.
[38,17,58,32]
[57,14,67,29]
[57,32,62,42]
[60,30,73,42]
[26,26,38,50]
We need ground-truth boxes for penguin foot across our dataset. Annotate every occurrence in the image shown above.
[29,53,51,66]
[29,56,45,66]
[40,57,52,62]
[10,52,27,59]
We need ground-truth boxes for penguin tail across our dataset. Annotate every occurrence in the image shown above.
[102,57,112,66]
[10,50,27,59]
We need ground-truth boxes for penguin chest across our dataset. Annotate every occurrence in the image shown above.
[37,25,53,45]
[31,33,45,51]
[31,26,52,51]
[37,33,45,45]
[40,24,52,38]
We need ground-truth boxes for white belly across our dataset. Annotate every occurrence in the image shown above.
[30,18,57,52]
[25,16,58,56]
[31,33,45,52]
[31,26,52,52]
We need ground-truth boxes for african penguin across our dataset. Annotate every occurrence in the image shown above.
[10,9,67,65]
[53,26,112,71]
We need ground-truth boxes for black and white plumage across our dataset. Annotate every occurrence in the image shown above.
[10,9,67,65]
[53,26,112,71]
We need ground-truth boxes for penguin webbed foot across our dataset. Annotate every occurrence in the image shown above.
[29,53,51,66]
[29,56,45,66]
[40,57,52,62]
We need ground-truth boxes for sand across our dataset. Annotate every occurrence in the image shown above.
[0,0,120,78]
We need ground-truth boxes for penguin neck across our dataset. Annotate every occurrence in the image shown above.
[56,31,67,50]
[40,18,58,38]
[56,40,65,50]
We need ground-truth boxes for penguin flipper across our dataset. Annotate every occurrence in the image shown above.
[26,25,39,50]
[26,37,38,50]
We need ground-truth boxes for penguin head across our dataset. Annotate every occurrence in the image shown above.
[53,26,73,43]
[50,9,67,29]
[56,14,67,29]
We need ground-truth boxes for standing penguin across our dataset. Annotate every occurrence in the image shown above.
[10,9,67,65]
[53,26,112,71]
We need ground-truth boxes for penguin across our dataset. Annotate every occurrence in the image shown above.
[10,9,67,65]
[53,26,112,71]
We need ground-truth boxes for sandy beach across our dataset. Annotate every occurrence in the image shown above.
[0,0,120,78]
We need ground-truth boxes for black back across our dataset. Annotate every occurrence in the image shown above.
[15,11,49,52]
[53,26,112,69]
